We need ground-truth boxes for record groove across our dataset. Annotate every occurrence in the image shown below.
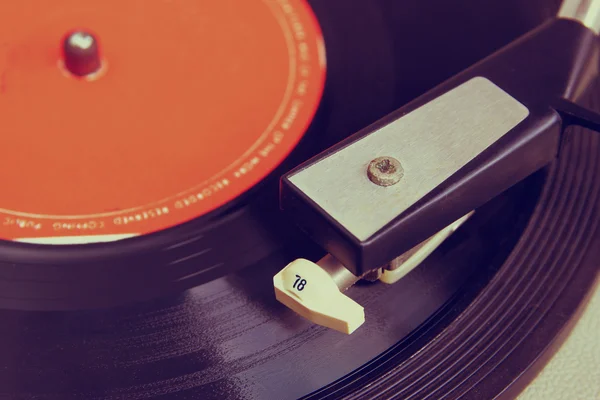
[2,1,599,399]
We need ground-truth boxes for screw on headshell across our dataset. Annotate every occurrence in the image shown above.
[367,156,404,187]
[62,30,102,78]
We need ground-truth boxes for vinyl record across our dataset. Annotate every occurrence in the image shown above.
[0,0,404,310]
[2,0,600,399]
[0,0,569,312]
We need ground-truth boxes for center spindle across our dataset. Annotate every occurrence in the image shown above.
[62,30,102,77]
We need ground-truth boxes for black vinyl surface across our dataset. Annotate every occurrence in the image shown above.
[3,0,600,399]
[0,177,540,399]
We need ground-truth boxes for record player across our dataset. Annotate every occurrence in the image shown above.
[0,0,599,399]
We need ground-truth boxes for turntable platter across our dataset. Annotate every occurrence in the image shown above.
[1,0,600,399]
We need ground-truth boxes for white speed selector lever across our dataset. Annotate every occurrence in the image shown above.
[273,255,364,334]
[273,212,473,334]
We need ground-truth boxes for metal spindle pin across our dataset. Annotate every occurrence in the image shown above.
[62,30,102,77]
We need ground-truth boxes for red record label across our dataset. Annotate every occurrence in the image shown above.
[0,0,326,244]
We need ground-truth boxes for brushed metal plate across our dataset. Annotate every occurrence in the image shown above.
[288,77,529,241]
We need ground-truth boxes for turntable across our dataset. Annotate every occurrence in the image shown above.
[0,0,599,399]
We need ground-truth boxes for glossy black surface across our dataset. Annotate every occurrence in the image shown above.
[4,1,600,400]
[0,177,539,399]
